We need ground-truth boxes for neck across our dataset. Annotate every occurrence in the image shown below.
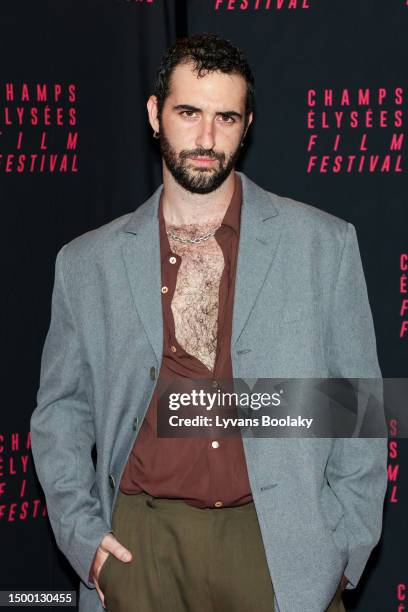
[161,163,236,226]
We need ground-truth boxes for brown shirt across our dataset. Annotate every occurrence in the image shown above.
[119,173,253,508]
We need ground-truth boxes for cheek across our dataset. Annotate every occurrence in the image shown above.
[217,133,241,158]
[168,123,197,152]
[216,125,242,147]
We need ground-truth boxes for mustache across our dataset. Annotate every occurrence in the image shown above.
[179,148,225,163]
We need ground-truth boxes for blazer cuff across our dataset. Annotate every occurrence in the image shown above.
[52,514,113,590]
[343,545,374,590]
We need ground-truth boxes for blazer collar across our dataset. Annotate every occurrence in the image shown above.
[121,171,279,236]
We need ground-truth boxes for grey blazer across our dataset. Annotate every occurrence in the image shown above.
[30,172,388,612]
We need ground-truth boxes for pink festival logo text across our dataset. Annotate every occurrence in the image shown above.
[0,432,47,522]
[400,253,408,339]
[214,0,310,9]
[307,87,404,174]
[0,82,78,174]
[388,419,399,504]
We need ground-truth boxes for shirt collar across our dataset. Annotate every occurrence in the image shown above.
[219,171,242,237]
[158,171,242,250]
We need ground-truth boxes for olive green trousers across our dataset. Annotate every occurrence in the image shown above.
[98,490,345,612]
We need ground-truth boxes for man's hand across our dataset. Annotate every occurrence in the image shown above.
[89,532,133,609]
[340,574,349,592]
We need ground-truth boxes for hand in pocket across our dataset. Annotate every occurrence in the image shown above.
[90,531,133,609]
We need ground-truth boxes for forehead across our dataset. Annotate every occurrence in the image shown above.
[167,61,247,110]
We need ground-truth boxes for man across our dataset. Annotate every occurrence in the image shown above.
[30,33,388,612]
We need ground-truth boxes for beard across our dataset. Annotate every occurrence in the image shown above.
[158,124,243,195]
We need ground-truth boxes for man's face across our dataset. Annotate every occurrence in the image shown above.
[153,62,252,194]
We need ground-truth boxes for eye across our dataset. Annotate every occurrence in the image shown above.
[180,110,197,119]
[218,115,235,124]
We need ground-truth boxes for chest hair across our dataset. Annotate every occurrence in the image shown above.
[168,230,225,372]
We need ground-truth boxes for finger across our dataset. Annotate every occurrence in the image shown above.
[99,533,115,554]
[95,583,106,609]
[100,533,132,562]
[111,543,132,562]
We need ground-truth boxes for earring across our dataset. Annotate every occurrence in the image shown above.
[153,130,159,139]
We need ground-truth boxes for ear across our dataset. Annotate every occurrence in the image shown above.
[147,95,160,133]
[243,111,253,140]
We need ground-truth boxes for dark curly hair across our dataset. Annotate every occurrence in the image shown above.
[153,33,255,126]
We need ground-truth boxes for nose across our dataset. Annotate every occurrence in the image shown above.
[195,116,216,151]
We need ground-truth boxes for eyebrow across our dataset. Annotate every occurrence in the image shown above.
[172,104,243,120]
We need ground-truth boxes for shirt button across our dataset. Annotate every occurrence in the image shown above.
[169,256,177,264]
[214,501,223,508]
[211,380,218,388]
[161,286,168,294]
[211,440,219,449]
[170,345,177,353]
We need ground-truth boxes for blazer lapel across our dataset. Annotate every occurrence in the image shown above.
[232,172,282,347]
[120,185,164,364]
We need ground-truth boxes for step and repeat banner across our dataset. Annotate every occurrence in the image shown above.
[1,1,407,610]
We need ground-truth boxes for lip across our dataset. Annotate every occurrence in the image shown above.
[189,157,216,166]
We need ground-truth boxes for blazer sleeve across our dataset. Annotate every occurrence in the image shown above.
[30,244,112,589]
[325,222,388,590]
